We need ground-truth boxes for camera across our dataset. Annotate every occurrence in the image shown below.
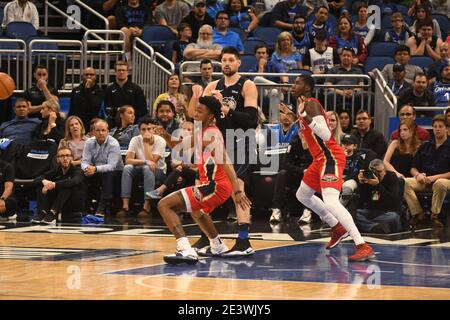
[362,170,375,179]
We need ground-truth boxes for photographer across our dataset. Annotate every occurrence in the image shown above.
[355,159,402,234]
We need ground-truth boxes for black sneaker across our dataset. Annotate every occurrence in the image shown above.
[163,248,198,265]
[31,210,47,224]
[43,211,56,225]
[220,238,255,257]
[192,234,210,253]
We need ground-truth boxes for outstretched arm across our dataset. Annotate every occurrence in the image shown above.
[297,97,331,142]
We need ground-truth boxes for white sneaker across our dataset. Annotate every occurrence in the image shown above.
[298,208,312,224]
[0,213,17,222]
[198,242,229,257]
[163,247,198,265]
[270,208,282,223]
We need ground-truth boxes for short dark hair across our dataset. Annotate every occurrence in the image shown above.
[178,22,191,33]
[14,97,28,106]
[199,95,222,120]
[254,44,269,54]
[200,59,212,67]
[156,100,176,114]
[34,64,47,72]
[356,109,369,117]
[413,72,428,81]
[340,47,355,56]
[221,46,240,60]
[57,146,72,155]
[215,10,229,20]
[139,116,157,128]
[395,44,410,55]
[299,74,315,92]
[399,104,416,115]
[418,17,433,30]
[294,15,307,22]
[316,5,329,13]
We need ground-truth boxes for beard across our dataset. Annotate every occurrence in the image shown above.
[197,39,213,48]
[222,68,237,76]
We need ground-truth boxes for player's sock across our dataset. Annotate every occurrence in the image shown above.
[322,188,364,245]
[176,237,192,251]
[238,223,250,239]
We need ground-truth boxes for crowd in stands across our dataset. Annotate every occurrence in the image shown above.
[0,0,449,234]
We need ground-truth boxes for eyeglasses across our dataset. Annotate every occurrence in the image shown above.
[399,112,413,117]
[199,32,212,35]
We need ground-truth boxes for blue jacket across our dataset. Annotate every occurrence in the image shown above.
[0,117,41,145]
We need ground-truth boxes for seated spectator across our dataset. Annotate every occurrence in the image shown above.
[181,0,215,40]
[432,61,450,107]
[152,74,188,116]
[154,100,180,135]
[33,99,65,144]
[410,3,441,39]
[270,32,303,71]
[110,105,140,152]
[31,147,86,225]
[378,45,423,85]
[339,109,356,134]
[384,12,412,46]
[271,0,308,31]
[104,61,147,124]
[183,24,222,63]
[0,159,17,222]
[391,105,431,141]
[326,110,343,145]
[212,11,244,53]
[330,14,367,64]
[174,95,191,124]
[291,15,311,56]
[407,17,443,61]
[305,6,334,43]
[1,0,39,30]
[397,73,436,116]
[354,109,388,158]
[59,116,89,167]
[118,117,167,218]
[69,67,104,130]
[301,29,339,74]
[155,0,190,35]
[103,0,127,30]
[384,118,421,179]
[407,0,432,17]
[226,0,259,34]
[271,103,299,147]
[328,0,345,17]
[197,59,214,88]
[206,0,226,20]
[446,107,450,135]
[24,65,59,117]
[404,115,450,228]
[355,159,402,234]
[429,0,448,15]
[388,63,411,97]
[352,3,375,46]
[116,0,153,60]
[0,98,41,145]
[81,120,124,217]
[428,42,449,85]
[87,117,101,139]
[172,23,194,64]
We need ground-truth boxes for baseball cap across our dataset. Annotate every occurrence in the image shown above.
[194,0,206,5]
[341,134,358,145]
[393,63,405,72]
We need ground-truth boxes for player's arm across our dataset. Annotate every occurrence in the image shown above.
[188,81,218,118]
[297,97,331,142]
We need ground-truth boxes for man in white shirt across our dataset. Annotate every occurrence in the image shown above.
[2,0,39,30]
[118,117,167,218]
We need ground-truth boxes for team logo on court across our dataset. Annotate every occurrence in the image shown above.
[321,174,338,182]
[192,187,203,201]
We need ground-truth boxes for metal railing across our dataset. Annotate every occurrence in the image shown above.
[74,0,109,31]
[0,39,27,93]
[373,69,397,137]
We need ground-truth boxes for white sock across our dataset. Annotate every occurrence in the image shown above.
[176,237,191,251]
[296,182,339,228]
[209,236,223,248]
[322,188,365,245]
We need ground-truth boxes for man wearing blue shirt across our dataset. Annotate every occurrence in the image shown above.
[432,62,450,107]
[304,6,333,43]
[271,0,308,31]
[212,11,244,53]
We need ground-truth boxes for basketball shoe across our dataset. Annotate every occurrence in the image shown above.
[348,243,376,262]
[163,247,198,265]
[220,238,254,257]
[326,222,349,249]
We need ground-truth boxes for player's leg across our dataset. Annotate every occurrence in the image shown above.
[190,210,229,256]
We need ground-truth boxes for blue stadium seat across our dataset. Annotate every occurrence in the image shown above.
[141,25,177,49]
[432,14,450,37]
[252,27,282,49]
[5,22,37,41]
[396,4,409,16]
[409,56,434,71]
[239,54,256,72]
[163,39,177,61]
[0,6,4,25]
[243,39,267,54]
[369,41,397,57]
[229,27,247,41]
[363,56,395,73]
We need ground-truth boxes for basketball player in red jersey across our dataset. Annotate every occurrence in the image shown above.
[156,96,252,264]
[294,75,375,262]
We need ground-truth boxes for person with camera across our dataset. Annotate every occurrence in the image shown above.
[355,159,402,234]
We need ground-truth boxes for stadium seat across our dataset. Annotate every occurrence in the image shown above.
[409,56,434,71]
[243,39,267,54]
[396,4,409,16]
[368,41,397,57]
[163,39,177,61]
[363,56,395,73]
[141,25,177,50]
[0,6,3,25]
[229,27,247,41]
[253,27,282,49]
[432,14,450,37]
[239,54,257,72]
[5,22,37,42]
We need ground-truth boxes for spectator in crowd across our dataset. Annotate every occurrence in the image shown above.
[82,120,124,217]
[428,42,449,85]
[355,159,402,234]
[206,0,226,19]
[174,95,190,124]
[1,0,39,30]
[172,23,194,64]
[432,61,450,107]
[388,63,411,97]
[352,3,375,46]
[183,24,222,62]
[301,29,339,74]
[0,98,41,145]
[428,0,448,15]
[326,110,343,145]
[446,107,450,135]
[58,116,89,167]
[328,0,345,17]
[226,0,259,34]
[271,103,299,147]
[69,67,104,130]
[410,3,441,38]
[154,100,180,135]
[24,65,59,117]
[116,0,153,60]
[33,99,65,144]
[212,11,244,53]
[31,147,86,224]
[0,159,17,222]
[291,15,311,55]
[155,0,190,35]
[384,118,421,179]
[271,0,309,31]
[379,45,423,84]
[181,0,215,40]
[339,109,356,134]
[152,74,188,116]
[407,18,443,61]
[391,104,431,141]
[384,12,412,46]
[103,0,127,30]
[118,117,167,218]
[397,73,436,116]
[197,59,214,88]
[270,32,303,72]
[407,0,433,17]
[104,61,147,124]
[305,6,334,43]
[330,14,368,64]
[110,105,140,150]
[404,115,450,228]
[354,109,388,158]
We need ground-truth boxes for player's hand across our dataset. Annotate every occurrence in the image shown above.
[297,96,306,116]
[234,191,252,211]
[49,111,57,124]
[154,126,170,139]
[191,84,203,99]
[37,78,47,90]
[210,90,223,104]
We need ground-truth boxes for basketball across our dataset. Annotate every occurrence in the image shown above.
[0,72,15,100]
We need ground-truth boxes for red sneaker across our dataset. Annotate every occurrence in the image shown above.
[326,223,349,249]
[349,243,375,262]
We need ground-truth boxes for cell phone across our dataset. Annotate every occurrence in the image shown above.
[363,170,375,179]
